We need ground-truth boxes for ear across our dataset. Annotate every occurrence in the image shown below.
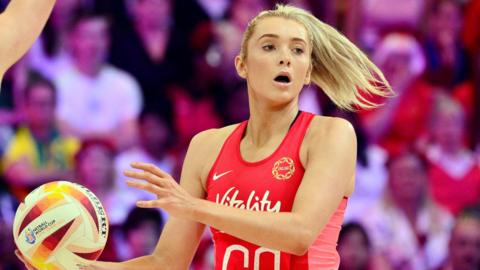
[235,55,247,79]
[304,62,312,85]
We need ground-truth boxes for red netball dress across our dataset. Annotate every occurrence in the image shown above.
[206,111,348,270]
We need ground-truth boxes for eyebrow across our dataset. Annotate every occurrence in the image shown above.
[257,34,307,45]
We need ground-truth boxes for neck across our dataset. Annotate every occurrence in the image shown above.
[143,145,166,161]
[74,58,102,77]
[29,124,52,141]
[245,100,299,147]
[441,143,464,156]
[136,21,168,35]
[396,197,422,223]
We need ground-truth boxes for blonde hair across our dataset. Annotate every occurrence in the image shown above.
[240,4,393,110]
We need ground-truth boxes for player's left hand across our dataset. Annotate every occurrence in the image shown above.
[124,162,198,220]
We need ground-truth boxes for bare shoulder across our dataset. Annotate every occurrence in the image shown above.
[188,124,240,184]
[307,115,356,143]
[190,124,239,151]
[301,115,357,161]
[300,115,357,196]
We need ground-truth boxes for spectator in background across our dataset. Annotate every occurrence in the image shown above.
[213,0,269,90]
[359,33,432,155]
[110,0,190,116]
[114,109,175,218]
[221,81,249,125]
[214,20,245,90]
[120,208,164,260]
[169,21,225,146]
[475,49,480,155]
[174,0,229,39]
[332,109,388,223]
[0,60,27,155]
[462,0,480,56]
[0,220,21,270]
[190,232,215,270]
[423,0,470,87]
[437,206,480,270]
[2,72,79,200]
[424,94,480,215]
[54,9,142,150]
[338,222,392,270]
[466,9,480,152]
[356,0,426,51]
[181,0,269,126]
[75,138,129,226]
[28,0,88,79]
[422,1,476,135]
[227,0,268,32]
[74,139,122,261]
[0,191,21,270]
[362,150,453,270]
[182,0,230,23]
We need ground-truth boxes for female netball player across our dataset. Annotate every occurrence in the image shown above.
[18,4,391,270]
[0,0,56,85]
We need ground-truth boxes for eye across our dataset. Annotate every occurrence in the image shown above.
[293,47,304,55]
[262,44,275,51]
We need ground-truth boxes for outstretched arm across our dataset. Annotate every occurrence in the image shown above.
[17,135,208,270]
[127,117,357,256]
[0,0,56,74]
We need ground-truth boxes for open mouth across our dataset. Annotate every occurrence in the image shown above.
[274,75,291,84]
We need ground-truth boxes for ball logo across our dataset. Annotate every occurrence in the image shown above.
[25,228,36,244]
[272,157,295,180]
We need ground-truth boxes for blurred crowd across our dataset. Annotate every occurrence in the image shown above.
[0,0,480,269]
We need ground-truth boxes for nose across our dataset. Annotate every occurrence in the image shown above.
[279,59,291,66]
[278,48,291,67]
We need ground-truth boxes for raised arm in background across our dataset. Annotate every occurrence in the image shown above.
[0,0,56,78]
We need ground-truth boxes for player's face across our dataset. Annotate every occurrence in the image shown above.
[25,84,56,126]
[78,146,113,190]
[430,107,464,150]
[450,218,480,270]
[236,17,312,108]
[71,18,110,65]
[132,0,171,28]
[388,155,427,204]
[140,114,169,149]
[338,230,369,270]
[127,221,161,256]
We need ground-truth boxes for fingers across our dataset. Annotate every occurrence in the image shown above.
[130,162,170,178]
[126,179,168,196]
[124,169,168,187]
[136,199,167,209]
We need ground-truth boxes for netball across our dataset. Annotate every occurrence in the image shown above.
[12,181,108,270]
